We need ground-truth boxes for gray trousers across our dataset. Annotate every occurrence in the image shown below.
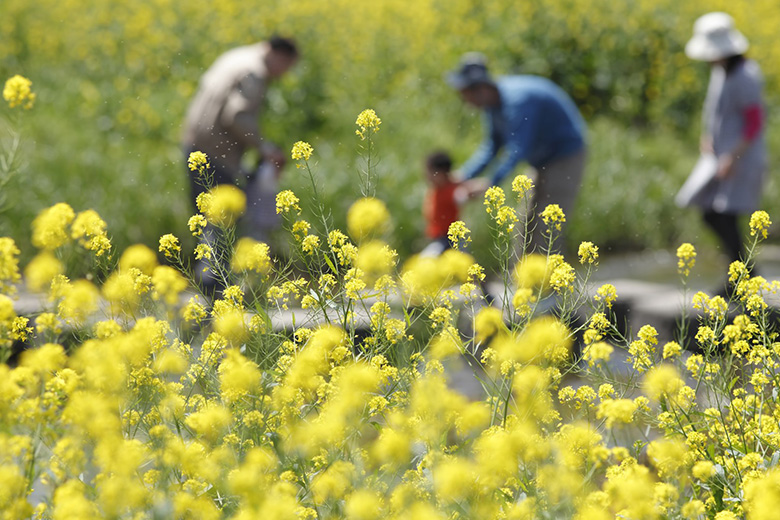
[526,148,587,256]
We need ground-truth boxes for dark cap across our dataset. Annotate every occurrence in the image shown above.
[446,52,494,90]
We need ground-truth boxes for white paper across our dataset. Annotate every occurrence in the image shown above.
[675,153,718,208]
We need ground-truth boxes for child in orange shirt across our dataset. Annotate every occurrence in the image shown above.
[421,151,485,256]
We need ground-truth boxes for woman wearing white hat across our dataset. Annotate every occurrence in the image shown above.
[678,12,767,269]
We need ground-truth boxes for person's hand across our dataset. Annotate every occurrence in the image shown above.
[700,136,714,155]
[716,153,735,180]
[462,178,489,200]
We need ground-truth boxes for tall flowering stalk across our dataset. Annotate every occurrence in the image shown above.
[355,108,381,198]
[1,75,36,229]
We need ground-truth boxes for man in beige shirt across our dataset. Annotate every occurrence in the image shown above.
[182,37,298,295]
[182,36,298,198]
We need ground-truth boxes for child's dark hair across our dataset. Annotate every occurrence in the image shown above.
[426,150,452,172]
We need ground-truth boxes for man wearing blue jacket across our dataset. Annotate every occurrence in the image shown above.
[448,53,587,254]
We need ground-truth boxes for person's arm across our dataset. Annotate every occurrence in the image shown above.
[716,103,763,179]
[459,113,500,180]
[717,67,764,180]
[489,142,528,186]
[221,74,285,166]
[454,178,488,204]
[700,68,720,155]
[222,74,263,145]
[487,107,533,185]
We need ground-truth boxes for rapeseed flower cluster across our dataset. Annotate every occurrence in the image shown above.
[157,233,180,259]
[290,140,314,163]
[203,185,246,228]
[3,75,36,109]
[447,220,471,250]
[29,202,112,259]
[676,242,696,277]
[749,210,771,239]
[355,109,382,140]
[540,203,566,231]
[275,190,301,215]
[187,151,210,172]
[346,197,391,243]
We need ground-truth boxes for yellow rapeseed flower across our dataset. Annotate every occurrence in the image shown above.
[31,203,75,250]
[0,293,15,325]
[512,287,535,317]
[194,244,212,260]
[24,251,65,292]
[483,186,506,215]
[749,210,771,239]
[182,296,207,324]
[345,490,384,520]
[0,237,21,292]
[102,271,142,312]
[692,460,715,481]
[205,184,246,227]
[662,341,682,359]
[676,243,696,276]
[356,240,397,281]
[347,197,391,242]
[301,234,320,255]
[744,468,780,520]
[513,253,550,290]
[643,364,684,402]
[58,279,99,324]
[511,174,534,199]
[185,405,232,444]
[355,109,381,139]
[119,244,158,275]
[647,439,688,479]
[494,205,519,233]
[151,265,187,305]
[187,151,210,172]
[474,306,504,343]
[583,341,613,367]
[3,75,36,109]
[540,204,566,231]
[550,261,575,293]
[578,241,598,264]
[231,237,271,275]
[594,283,617,308]
[596,398,636,427]
[158,234,181,259]
[291,219,310,241]
[71,209,110,256]
[447,221,471,250]
[291,141,314,163]
[214,309,250,346]
[218,349,263,402]
[275,190,301,215]
[187,214,207,237]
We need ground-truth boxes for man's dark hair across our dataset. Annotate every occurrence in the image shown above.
[269,36,299,57]
[426,150,453,172]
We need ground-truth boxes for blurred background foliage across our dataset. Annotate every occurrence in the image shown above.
[1,0,779,269]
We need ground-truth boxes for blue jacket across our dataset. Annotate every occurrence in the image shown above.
[461,76,586,185]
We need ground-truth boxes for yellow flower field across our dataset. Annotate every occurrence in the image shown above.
[3,4,780,516]
[2,91,780,517]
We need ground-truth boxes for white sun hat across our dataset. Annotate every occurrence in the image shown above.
[685,12,749,61]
